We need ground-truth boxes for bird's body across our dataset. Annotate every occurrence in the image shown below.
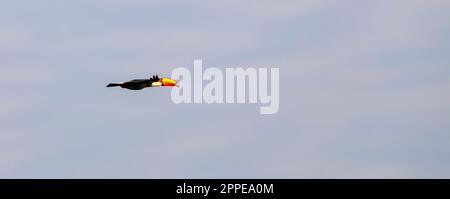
[106,75,176,90]
[108,79,156,90]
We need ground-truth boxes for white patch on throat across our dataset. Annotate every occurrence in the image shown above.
[151,82,162,87]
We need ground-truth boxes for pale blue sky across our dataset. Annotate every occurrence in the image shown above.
[1,0,450,178]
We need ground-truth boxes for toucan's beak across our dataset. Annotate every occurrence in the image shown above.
[161,78,177,87]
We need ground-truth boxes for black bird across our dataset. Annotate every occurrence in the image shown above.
[106,75,177,90]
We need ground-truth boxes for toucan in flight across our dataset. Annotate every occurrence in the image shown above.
[106,75,177,90]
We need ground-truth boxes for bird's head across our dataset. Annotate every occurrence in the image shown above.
[160,77,178,87]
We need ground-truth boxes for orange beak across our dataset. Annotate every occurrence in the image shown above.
[160,78,177,87]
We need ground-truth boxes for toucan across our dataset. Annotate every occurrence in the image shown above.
[106,75,177,90]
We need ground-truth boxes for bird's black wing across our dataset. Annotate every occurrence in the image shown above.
[149,75,160,82]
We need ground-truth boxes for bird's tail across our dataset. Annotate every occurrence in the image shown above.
[106,83,122,87]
